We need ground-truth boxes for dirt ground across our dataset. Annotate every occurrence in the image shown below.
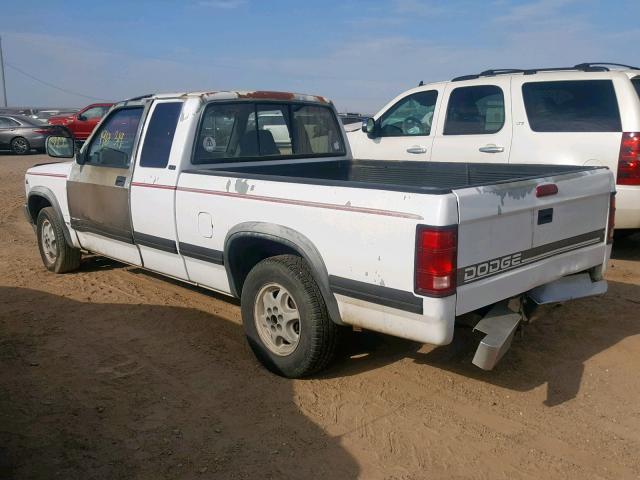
[1,154,639,480]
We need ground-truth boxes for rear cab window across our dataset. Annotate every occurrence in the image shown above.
[193,101,345,164]
[522,80,621,132]
[444,85,505,135]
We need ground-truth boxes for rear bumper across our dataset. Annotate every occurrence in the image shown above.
[456,241,607,316]
[615,185,640,229]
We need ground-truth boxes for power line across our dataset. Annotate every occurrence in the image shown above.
[4,61,109,102]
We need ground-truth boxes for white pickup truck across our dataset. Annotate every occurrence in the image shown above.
[25,90,615,377]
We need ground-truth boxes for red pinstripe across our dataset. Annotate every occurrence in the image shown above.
[130,181,422,220]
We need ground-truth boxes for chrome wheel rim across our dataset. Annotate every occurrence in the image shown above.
[13,138,28,154]
[41,219,57,263]
[254,283,301,356]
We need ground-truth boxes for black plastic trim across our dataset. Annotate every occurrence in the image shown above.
[329,275,423,314]
[179,242,224,265]
[134,231,178,254]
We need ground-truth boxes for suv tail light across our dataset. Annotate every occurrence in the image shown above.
[415,225,457,297]
[617,132,640,185]
[607,193,616,244]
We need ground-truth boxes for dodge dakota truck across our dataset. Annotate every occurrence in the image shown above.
[25,90,615,378]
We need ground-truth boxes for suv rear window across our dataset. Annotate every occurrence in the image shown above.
[444,85,505,135]
[522,80,621,132]
[193,102,345,163]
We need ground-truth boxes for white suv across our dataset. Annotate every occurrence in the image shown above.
[347,63,640,229]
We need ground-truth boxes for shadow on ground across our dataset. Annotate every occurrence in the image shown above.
[325,277,640,407]
[325,237,640,407]
[0,287,359,480]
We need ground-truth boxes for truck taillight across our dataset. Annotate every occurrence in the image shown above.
[617,132,640,185]
[415,225,457,297]
[607,193,616,244]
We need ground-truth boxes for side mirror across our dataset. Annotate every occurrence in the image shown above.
[77,114,87,121]
[362,117,377,137]
[45,136,75,159]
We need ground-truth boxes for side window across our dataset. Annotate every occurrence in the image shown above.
[444,85,505,135]
[82,106,108,119]
[0,117,20,127]
[522,80,621,132]
[379,90,438,137]
[85,108,143,168]
[139,102,182,168]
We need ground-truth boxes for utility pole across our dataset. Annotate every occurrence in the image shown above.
[0,35,7,107]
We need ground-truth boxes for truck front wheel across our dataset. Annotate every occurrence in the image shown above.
[36,207,81,273]
[241,254,339,378]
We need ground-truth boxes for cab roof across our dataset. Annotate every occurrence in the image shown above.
[119,90,331,106]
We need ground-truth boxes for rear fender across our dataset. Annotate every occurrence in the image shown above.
[224,222,344,325]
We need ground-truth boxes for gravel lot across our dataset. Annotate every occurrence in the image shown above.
[1,154,640,479]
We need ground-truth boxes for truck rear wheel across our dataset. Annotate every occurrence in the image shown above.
[241,254,339,378]
[36,207,81,273]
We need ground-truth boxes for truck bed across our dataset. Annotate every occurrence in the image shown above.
[184,159,604,194]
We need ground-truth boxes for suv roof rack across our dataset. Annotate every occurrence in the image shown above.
[451,62,640,82]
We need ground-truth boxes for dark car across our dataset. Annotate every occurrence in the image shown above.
[0,115,54,154]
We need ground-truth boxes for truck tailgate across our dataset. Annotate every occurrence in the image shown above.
[454,168,612,315]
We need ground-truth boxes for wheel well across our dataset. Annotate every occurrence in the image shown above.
[27,195,51,223]
[227,236,300,296]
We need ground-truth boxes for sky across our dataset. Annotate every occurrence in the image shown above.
[0,0,639,113]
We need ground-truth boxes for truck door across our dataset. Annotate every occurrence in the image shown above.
[349,88,442,161]
[430,77,512,163]
[130,100,188,279]
[67,106,145,264]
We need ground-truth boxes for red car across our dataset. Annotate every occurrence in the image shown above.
[48,103,114,141]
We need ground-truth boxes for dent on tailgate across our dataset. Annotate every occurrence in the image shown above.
[453,169,611,314]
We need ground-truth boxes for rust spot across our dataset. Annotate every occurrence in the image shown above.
[239,91,296,100]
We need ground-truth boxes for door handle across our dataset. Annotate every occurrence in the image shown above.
[114,176,126,187]
[406,145,427,154]
[479,144,505,153]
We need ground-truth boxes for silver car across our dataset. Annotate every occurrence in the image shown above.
[0,115,54,154]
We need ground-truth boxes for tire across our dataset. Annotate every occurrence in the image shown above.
[241,254,340,378]
[10,137,30,155]
[36,207,81,273]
